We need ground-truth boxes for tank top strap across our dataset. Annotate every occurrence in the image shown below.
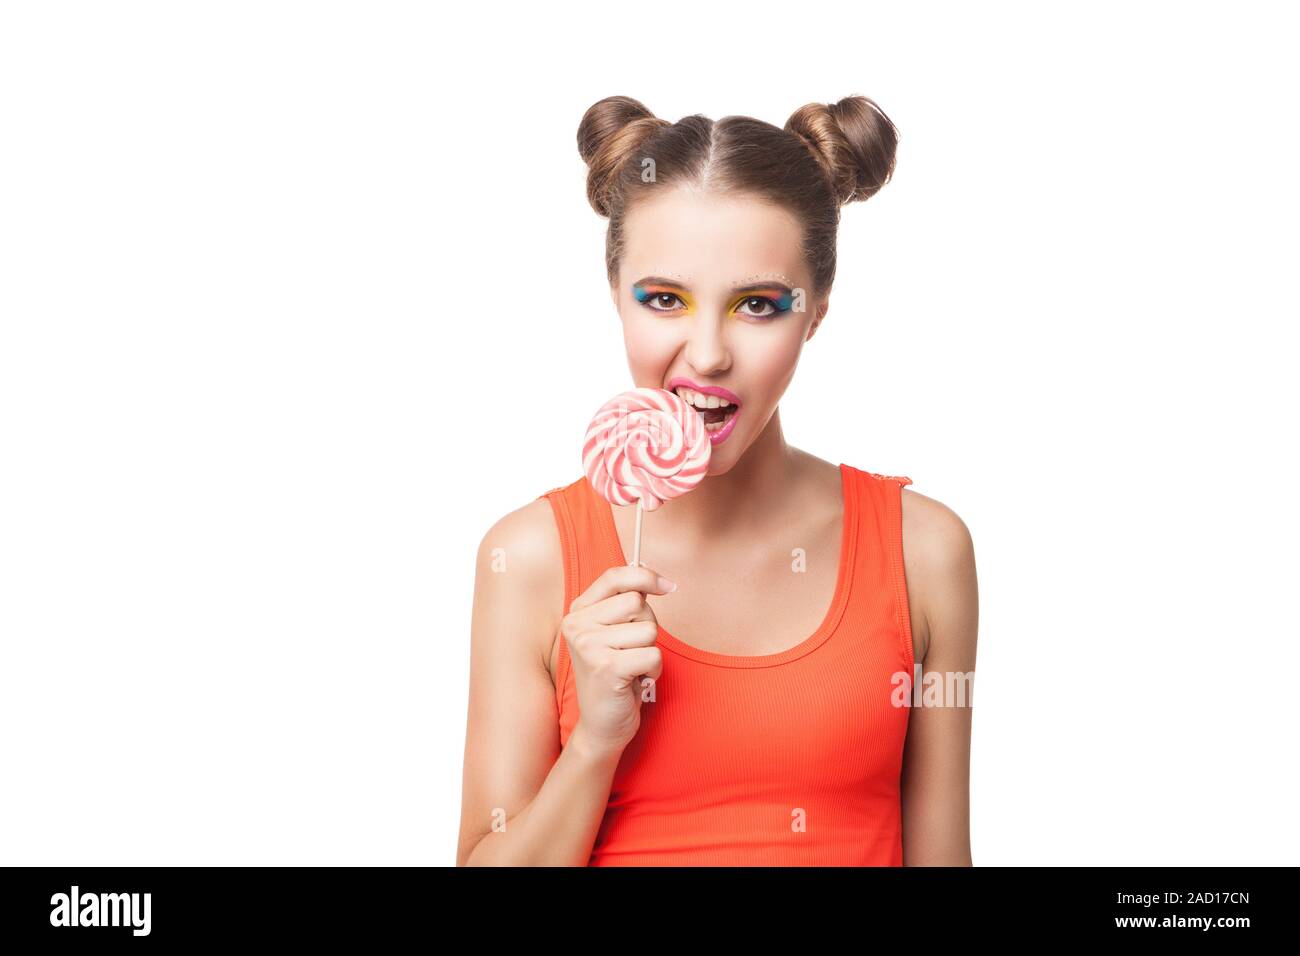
[540,474,628,593]
[842,465,916,673]
[537,476,613,739]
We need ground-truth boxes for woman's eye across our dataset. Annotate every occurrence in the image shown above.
[645,293,684,311]
[736,296,784,319]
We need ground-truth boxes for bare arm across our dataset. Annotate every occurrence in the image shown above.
[456,499,619,866]
[899,490,978,866]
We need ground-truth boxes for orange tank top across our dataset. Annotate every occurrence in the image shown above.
[538,462,915,866]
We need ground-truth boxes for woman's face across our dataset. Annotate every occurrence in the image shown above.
[612,188,826,474]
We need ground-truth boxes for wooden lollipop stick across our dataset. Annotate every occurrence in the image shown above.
[632,497,644,567]
[631,497,650,694]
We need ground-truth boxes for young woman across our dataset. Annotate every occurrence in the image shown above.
[458,95,978,866]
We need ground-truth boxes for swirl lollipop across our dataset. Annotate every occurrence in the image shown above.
[583,386,711,566]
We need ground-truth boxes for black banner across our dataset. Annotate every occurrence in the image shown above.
[0,866,1283,943]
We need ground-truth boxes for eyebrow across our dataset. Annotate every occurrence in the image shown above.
[633,275,794,294]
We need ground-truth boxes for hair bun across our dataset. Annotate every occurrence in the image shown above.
[785,95,899,205]
[577,96,671,217]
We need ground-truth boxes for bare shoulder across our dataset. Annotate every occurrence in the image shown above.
[900,487,973,563]
[899,487,977,664]
[477,496,564,584]
[473,496,566,674]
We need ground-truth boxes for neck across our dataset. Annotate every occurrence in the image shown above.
[647,406,799,542]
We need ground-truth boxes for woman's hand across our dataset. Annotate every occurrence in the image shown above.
[561,564,675,758]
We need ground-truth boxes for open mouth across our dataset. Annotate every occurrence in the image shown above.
[673,386,740,435]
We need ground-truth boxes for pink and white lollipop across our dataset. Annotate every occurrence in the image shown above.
[583,386,711,566]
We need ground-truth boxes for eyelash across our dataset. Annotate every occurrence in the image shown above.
[639,293,788,320]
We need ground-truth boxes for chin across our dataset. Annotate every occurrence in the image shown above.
[704,443,740,475]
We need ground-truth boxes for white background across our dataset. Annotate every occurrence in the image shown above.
[2,1,1296,865]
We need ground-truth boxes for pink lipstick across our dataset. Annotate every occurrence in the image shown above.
[665,377,742,446]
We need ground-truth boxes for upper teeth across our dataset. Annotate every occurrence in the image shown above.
[675,386,732,409]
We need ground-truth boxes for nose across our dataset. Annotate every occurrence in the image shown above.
[683,312,731,376]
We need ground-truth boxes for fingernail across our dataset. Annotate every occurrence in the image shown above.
[657,576,677,592]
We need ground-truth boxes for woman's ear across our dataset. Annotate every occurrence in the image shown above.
[806,299,829,341]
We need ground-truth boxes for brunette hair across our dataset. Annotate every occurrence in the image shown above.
[576,95,899,298]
